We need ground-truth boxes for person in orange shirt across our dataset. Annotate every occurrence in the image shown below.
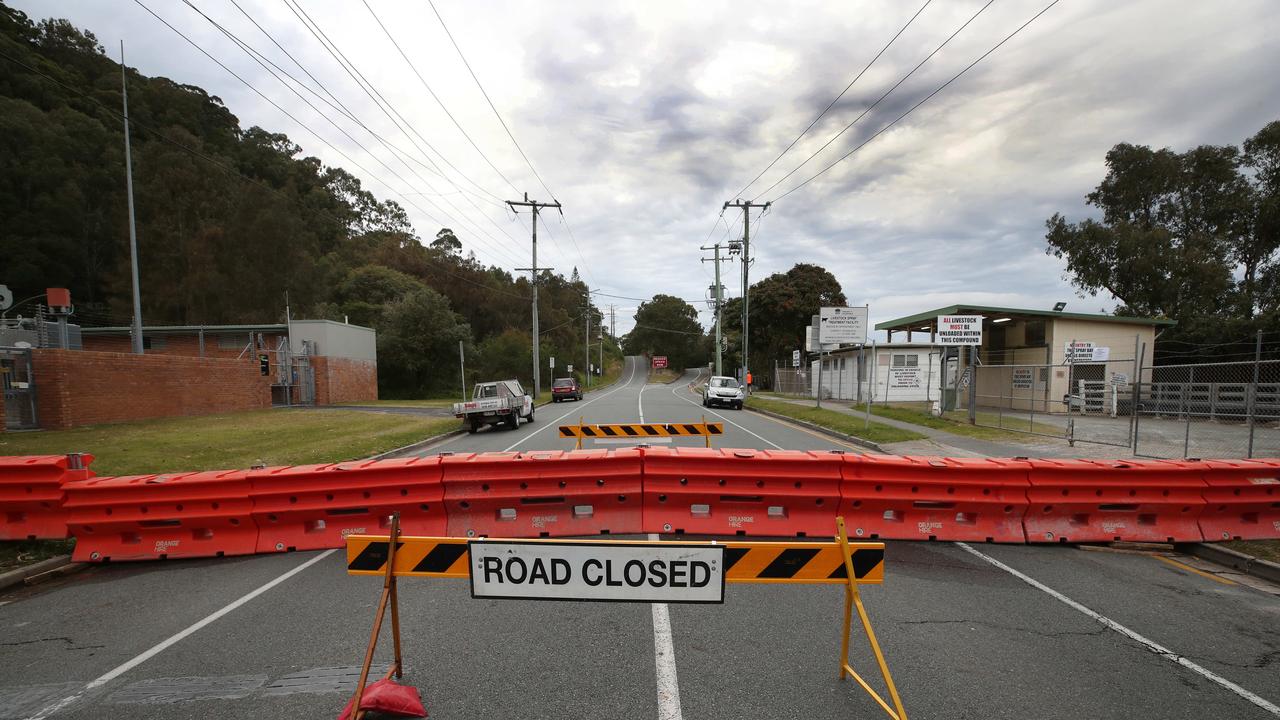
[745,371,753,394]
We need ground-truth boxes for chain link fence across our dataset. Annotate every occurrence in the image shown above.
[1134,359,1280,459]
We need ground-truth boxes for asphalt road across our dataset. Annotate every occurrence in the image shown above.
[2,356,1279,719]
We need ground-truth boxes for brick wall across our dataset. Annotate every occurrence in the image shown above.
[31,349,272,430]
[82,332,288,360]
[311,356,378,405]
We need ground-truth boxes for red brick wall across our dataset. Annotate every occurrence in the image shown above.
[311,356,378,405]
[31,349,272,430]
[82,332,288,359]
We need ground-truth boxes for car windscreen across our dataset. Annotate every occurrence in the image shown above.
[710,378,738,388]
[553,379,574,388]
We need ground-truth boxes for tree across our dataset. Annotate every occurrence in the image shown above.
[625,295,705,369]
[1045,125,1280,358]
[377,287,472,397]
[721,264,845,384]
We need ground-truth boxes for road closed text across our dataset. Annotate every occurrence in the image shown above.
[468,541,725,603]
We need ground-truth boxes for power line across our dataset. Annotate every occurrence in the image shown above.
[361,0,520,194]
[423,0,597,289]
[181,0,527,268]
[772,0,1063,203]
[755,0,996,202]
[733,0,932,199]
[0,46,534,303]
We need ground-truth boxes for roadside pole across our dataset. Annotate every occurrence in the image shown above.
[121,41,144,355]
[585,297,591,389]
[1248,329,1262,458]
[507,193,561,399]
[459,340,466,403]
[700,242,728,376]
[817,349,824,409]
[723,199,770,388]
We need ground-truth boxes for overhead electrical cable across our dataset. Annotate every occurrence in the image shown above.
[771,0,1062,202]
[732,0,933,198]
[753,0,997,201]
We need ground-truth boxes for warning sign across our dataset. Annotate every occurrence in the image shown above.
[652,356,669,369]
[1013,368,1033,390]
[937,315,983,345]
[888,368,921,389]
[468,540,724,603]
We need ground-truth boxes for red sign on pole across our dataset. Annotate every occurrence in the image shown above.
[652,356,668,369]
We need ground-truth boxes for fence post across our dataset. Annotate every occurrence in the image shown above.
[1183,365,1194,458]
[1132,341,1145,455]
[967,346,977,425]
[1248,329,1262,458]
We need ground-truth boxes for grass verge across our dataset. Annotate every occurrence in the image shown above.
[0,409,459,476]
[746,397,927,445]
[337,398,455,409]
[648,367,681,384]
[756,394,1060,443]
[1224,540,1280,564]
[0,539,73,574]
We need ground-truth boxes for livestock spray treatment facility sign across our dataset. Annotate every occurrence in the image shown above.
[819,306,869,345]
[469,539,724,603]
[937,315,984,345]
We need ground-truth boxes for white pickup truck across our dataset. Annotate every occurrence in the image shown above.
[452,379,535,433]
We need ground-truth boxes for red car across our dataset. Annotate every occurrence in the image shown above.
[552,377,583,402]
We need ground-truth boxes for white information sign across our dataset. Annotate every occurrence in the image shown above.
[888,367,922,389]
[549,356,555,369]
[792,349,802,367]
[468,540,725,603]
[1012,368,1034,390]
[567,364,574,373]
[1065,342,1110,363]
[819,306,868,345]
[1110,372,1129,386]
[937,315,984,345]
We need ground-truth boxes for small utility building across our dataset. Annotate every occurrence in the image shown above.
[876,304,1175,413]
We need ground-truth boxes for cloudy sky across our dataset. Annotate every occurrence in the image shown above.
[15,0,1280,337]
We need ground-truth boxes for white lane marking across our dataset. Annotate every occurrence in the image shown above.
[502,357,640,452]
[638,380,646,423]
[648,532,683,720]
[669,374,783,450]
[956,543,1280,717]
[23,549,338,720]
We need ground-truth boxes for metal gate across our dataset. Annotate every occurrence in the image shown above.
[1,347,38,430]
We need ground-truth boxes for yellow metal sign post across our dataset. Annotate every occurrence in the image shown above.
[558,418,725,449]
[344,516,907,718]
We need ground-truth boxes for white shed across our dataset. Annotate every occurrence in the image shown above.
[811,342,943,405]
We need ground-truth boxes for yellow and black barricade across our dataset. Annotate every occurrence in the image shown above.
[558,417,725,448]
[343,516,907,719]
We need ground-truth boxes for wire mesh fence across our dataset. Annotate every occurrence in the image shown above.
[1134,359,1280,459]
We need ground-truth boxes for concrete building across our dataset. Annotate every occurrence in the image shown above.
[876,304,1175,413]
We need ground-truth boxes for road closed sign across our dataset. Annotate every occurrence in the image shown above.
[937,315,983,345]
[468,540,724,603]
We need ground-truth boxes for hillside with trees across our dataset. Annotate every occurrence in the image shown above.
[0,5,618,396]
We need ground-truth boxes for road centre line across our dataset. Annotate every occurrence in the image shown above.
[669,372,783,450]
[24,549,338,720]
[502,356,640,452]
[648,532,684,720]
[639,378,646,423]
[956,542,1280,717]
[1154,555,1236,586]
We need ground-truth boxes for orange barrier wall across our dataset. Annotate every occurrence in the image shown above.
[1196,459,1280,541]
[642,447,842,537]
[0,454,93,540]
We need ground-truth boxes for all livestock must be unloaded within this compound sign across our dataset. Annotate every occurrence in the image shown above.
[468,540,725,603]
[936,315,984,345]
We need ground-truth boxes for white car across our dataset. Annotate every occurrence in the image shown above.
[702,376,744,410]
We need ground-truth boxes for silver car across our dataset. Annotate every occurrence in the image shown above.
[702,376,744,410]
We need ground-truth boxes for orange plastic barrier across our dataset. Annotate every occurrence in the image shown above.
[0,454,93,540]
[250,457,445,552]
[1196,458,1280,541]
[1022,458,1207,543]
[838,455,1031,543]
[442,449,643,537]
[64,470,256,562]
[642,447,843,537]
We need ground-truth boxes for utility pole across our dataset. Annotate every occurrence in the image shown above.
[121,42,144,355]
[723,200,770,383]
[584,294,591,389]
[701,242,732,376]
[507,193,561,398]
[610,304,616,339]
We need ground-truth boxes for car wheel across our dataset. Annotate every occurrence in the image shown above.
[734,401,743,410]
[507,414,519,430]
[526,407,535,423]
[468,420,480,434]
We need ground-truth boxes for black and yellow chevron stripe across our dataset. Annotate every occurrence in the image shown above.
[558,422,725,439]
[346,535,884,584]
